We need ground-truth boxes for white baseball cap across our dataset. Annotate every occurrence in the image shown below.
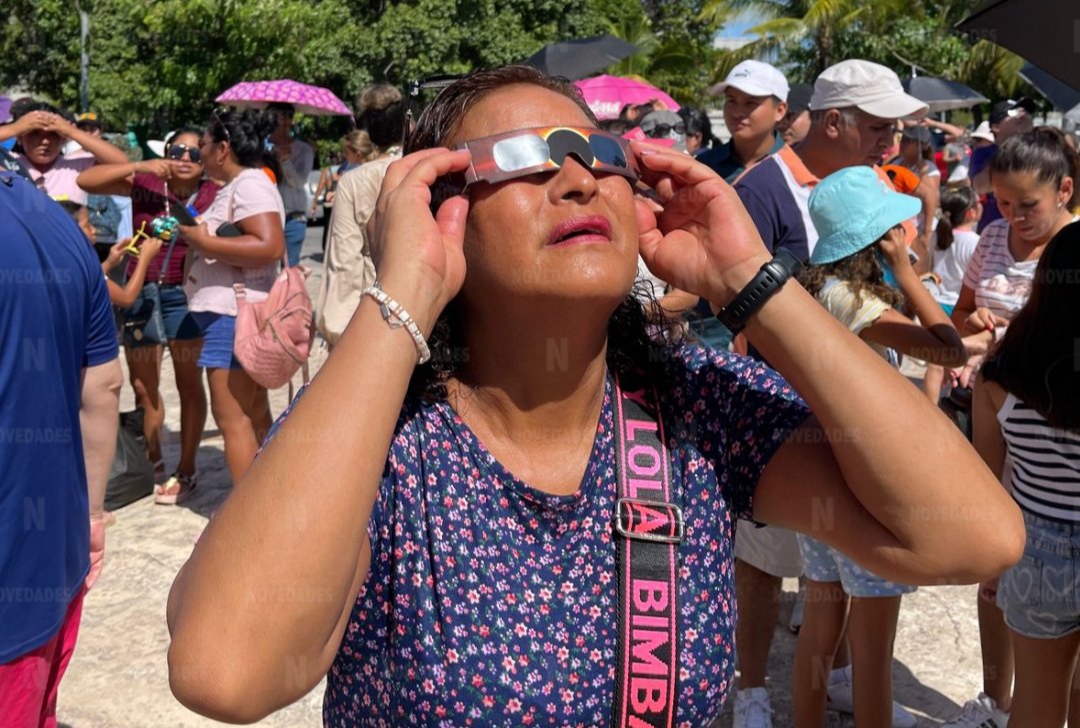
[969,121,995,143]
[712,60,790,102]
[810,60,928,120]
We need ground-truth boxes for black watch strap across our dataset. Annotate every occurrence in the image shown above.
[715,249,802,334]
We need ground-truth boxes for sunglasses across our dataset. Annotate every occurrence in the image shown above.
[457,126,638,187]
[642,122,685,138]
[210,109,232,144]
[166,143,201,164]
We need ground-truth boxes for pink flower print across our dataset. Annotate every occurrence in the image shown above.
[539,588,553,600]
[447,649,459,663]
[422,679,434,693]
[502,656,516,673]
[482,695,495,709]
[557,646,569,661]
[467,589,480,604]
[507,698,522,713]
[472,674,483,688]
[515,623,528,637]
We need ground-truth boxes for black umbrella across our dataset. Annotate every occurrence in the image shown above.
[902,76,989,112]
[957,0,1080,91]
[1018,62,1080,112]
[525,34,638,81]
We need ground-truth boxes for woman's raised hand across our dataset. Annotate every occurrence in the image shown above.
[368,148,472,333]
[630,142,772,308]
[135,159,177,180]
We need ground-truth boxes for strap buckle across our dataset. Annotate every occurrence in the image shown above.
[614,498,684,545]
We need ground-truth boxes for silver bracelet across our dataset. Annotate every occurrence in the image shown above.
[362,282,432,364]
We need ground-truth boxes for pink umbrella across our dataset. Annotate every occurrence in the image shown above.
[574,75,679,121]
[216,79,352,117]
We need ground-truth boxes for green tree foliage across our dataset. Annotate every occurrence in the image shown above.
[0,0,724,138]
[703,0,1029,101]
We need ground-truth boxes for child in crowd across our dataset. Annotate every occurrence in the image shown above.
[793,166,968,728]
[974,221,1080,728]
[58,199,162,307]
[923,186,982,400]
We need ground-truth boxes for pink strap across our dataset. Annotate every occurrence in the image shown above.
[611,372,682,728]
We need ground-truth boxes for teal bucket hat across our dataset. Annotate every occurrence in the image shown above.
[808,166,922,265]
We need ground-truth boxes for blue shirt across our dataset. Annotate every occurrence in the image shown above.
[698,133,786,184]
[265,345,809,726]
[969,144,1002,232]
[0,173,118,662]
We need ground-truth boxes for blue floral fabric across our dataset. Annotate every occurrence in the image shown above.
[265,344,809,726]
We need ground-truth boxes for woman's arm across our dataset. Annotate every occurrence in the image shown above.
[632,144,1024,586]
[167,149,473,722]
[47,115,128,166]
[972,375,1008,484]
[78,159,176,196]
[180,211,285,267]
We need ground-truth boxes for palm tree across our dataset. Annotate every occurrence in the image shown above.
[701,0,902,80]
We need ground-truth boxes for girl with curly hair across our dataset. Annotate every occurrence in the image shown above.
[793,165,969,727]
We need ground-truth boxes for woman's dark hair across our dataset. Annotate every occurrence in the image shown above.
[403,64,679,403]
[679,107,716,150]
[982,221,1080,431]
[991,126,1080,208]
[797,244,904,310]
[207,108,276,167]
[12,99,62,121]
[936,186,977,251]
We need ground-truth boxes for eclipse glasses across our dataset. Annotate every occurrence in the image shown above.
[456,126,638,189]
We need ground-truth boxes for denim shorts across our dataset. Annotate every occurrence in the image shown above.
[997,510,1080,639]
[122,284,202,346]
[798,534,917,598]
[190,312,241,370]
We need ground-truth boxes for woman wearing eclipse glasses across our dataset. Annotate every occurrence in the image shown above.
[167,66,1024,726]
[79,128,219,504]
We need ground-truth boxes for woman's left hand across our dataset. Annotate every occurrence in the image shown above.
[178,223,210,250]
[630,141,771,307]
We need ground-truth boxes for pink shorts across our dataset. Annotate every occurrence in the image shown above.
[0,587,85,728]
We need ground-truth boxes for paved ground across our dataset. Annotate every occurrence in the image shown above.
[57,226,987,727]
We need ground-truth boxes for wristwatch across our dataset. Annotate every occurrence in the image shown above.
[715,249,803,334]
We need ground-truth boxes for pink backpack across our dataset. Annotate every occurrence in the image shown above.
[232,261,314,390]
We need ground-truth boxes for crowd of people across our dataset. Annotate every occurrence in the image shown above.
[1,53,1079,728]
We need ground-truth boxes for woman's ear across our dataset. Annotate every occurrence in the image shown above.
[1059,176,1073,207]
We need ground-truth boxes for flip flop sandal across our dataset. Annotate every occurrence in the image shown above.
[154,472,198,505]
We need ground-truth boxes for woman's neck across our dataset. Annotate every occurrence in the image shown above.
[167,178,200,199]
[447,304,611,441]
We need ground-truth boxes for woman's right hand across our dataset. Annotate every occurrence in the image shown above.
[963,307,1003,336]
[368,148,472,333]
[135,159,177,180]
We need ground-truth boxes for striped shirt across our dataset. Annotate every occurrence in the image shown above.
[962,220,1038,331]
[998,393,1080,523]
